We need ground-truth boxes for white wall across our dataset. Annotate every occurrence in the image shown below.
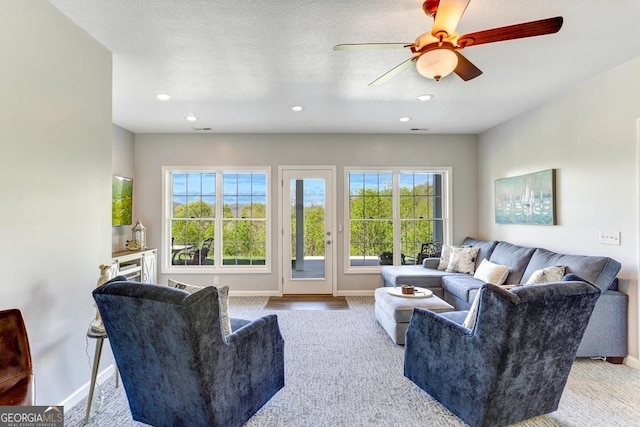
[478,56,640,364]
[112,124,135,252]
[0,2,112,404]
[134,133,478,293]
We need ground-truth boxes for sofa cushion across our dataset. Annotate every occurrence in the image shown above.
[488,242,536,285]
[562,273,585,282]
[442,274,485,304]
[461,237,499,267]
[446,247,480,274]
[521,248,621,291]
[473,259,510,286]
[380,265,453,289]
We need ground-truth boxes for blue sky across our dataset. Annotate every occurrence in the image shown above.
[172,171,438,206]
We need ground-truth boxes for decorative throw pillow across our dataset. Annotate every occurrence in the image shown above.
[167,280,231,335]
[525,266,566,285]
[462,291,481,329]
[446,247,480,274]
[216,285,232,336]
[167,278,204,294]
[473,259,510,286]
[437,244,457,270]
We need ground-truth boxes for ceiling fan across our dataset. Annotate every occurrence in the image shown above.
[334,0,563,85]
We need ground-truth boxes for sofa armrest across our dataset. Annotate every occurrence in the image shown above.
[576,290,627,358]
[422,258,440,269]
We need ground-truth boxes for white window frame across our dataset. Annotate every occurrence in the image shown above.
[161,166,271,274]
[343,166,452,274]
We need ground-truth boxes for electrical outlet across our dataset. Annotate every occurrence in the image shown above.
[213,276,220,285]
[599,231,621,246]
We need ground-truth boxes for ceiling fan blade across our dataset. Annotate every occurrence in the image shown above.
[333,43,411,51]
[368,57,415,86]
[431,0,471,39]
[453,51,482,81]
[458,16,563,47]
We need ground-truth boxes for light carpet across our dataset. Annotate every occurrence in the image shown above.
[65,296,640,426]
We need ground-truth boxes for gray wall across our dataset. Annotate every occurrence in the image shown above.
[1,2,112,404]
[134,133,478,293]
[478,56,640,365]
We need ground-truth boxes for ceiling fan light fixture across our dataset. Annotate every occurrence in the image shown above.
[416,48,458,81]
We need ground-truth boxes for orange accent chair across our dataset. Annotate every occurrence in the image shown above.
[0,309,35,405]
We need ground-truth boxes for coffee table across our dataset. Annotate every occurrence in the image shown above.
[374,286,454,345]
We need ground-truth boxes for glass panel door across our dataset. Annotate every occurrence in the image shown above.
[282,168,334,294]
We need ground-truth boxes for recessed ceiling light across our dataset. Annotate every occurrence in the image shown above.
[416,94,434,102]
[186,115,198,122]
[291,105,304,112]
[399,117,412,122]
[155,93,171,101]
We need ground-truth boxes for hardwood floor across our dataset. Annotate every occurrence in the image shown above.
[265,295,349,310]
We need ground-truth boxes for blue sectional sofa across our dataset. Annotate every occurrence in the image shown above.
[381,237,627,362]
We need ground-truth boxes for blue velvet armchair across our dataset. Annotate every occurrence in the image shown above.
[404,281,600,427]
[93,281,285,427]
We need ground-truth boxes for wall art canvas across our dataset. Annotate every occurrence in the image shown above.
[494,169,556,225]
[112,175,133,226]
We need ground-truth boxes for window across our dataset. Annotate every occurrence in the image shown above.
[221,172,267,266]
[164,167,269,272]
[346,168,448,269]
[348,172,393,266]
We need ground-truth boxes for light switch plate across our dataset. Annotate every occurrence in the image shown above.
[599,231,621,246]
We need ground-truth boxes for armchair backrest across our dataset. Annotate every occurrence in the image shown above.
[94,281,285,427]
[471,282,601,424]
[405,280,602,427]
[93,282,228,424]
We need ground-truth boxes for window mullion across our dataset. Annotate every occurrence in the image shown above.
[214,172,223,267]
[392,172,402,264]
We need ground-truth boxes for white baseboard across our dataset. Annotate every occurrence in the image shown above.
[229,290,282,297]
[624,355,639,369]
[58,364,118,408]
[229,290,376,297]
[336,290,375,297]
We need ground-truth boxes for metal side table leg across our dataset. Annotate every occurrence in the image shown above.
[84,336,104,424]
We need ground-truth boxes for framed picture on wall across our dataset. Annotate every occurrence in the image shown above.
[494,169,556,225]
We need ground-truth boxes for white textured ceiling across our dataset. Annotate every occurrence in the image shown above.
[48,0,640,134]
